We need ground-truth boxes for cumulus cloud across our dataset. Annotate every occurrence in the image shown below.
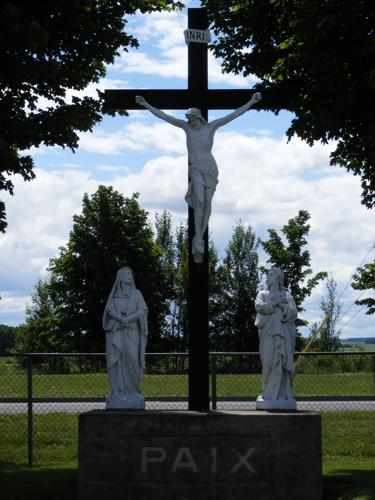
[78,120,186,155]
[2,5,374,338]
[0,169,98,294]
[2,126,374,337]
[117,10,257,87]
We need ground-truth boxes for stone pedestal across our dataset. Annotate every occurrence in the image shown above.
[79,410,322,500]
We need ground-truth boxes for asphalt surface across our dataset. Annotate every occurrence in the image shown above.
[1,400,375,414]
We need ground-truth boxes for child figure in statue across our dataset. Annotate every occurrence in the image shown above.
[103,267,148,409]
[255,267,297,410]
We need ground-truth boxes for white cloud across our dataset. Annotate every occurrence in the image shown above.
[78,120,186,155]
[116,10,257,87]
[130,11,186,51]
[0,293,30,314]
[95,164,130,173]
[2,109,374,339]
[0,169,98,294]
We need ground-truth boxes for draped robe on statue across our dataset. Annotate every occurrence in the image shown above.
[255,289,297,405]
[103,270,148,409]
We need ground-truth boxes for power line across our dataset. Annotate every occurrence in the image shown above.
[338,289,367,322]
[299,241,374,356]
[338,303,368,332]
[336,242,375,303]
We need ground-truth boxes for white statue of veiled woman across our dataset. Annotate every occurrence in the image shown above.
[255,268,298,410]
[103,267,148,409]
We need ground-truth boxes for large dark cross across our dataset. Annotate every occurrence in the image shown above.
[104,8,284,410]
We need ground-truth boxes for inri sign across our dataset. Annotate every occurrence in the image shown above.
[184,28,211,44]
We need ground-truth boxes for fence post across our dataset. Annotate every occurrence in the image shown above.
[211,353,217,411]
[27,355,33,467]
[373,355,375,388]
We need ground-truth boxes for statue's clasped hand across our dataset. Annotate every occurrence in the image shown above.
[121,316,130,327]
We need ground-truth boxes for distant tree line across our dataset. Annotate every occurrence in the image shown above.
[8,185,361,357]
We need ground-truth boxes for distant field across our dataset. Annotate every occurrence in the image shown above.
[341,341,375,351]
[0,371,374,398]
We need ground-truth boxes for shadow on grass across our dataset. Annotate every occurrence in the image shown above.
[324,469,375,500]
[0,463,78,500]
[1,463,375,500]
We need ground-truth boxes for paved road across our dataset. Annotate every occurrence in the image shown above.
[1,400,375,414]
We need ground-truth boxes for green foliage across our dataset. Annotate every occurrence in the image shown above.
[154,213,220,354]
[0,0,183,232]
[14,279,68,355]
[210,222,260,351]
[309,276,342,351]
[295,354,373,375]
[204,0,375,208]
[0,324,17,355]
[17,186,166,353]
[154,212,189,352]
[261,210,327,346]
[352,260,375,315]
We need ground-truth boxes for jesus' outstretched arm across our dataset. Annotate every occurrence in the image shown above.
[210,92,262,131]
[135,95,187,130]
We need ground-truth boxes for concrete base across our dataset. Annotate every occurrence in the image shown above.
[106,394,145,410]
[256,397,297,411]
[79,410,322,500]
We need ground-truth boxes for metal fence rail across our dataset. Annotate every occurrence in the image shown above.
[0,351,374,466]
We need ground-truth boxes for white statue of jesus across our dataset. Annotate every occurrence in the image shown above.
[135,92,262,262]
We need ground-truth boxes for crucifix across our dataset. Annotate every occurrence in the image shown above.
[104,8,284,410]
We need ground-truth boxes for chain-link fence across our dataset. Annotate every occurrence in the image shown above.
[0,351,374,466]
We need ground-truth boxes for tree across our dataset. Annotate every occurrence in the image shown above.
[0,0,182,232]
[14,278,68,354]
[309,275,342,351]
[20,186,166,353]
[154,212,220,355]
[154,211,186,351]
[203,0,375,208]
[352,260,375,315]
[210,222,260,352]
[261,210,327,347]
[0,324,18,355]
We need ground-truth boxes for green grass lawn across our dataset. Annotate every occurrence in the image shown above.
[0,412,375,499]
[1,371,374,398]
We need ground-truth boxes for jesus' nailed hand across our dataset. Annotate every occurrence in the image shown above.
[135,92,262,263]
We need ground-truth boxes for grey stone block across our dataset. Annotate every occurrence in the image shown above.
[79,410,322,500]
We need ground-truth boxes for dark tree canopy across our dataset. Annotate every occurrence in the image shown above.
[0,323,18,355]
[0,0,182,232]
[204,0,375,208]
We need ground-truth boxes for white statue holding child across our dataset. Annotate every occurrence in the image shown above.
[255,267,297,410]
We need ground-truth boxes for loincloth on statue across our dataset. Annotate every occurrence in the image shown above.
[185,163,218,209]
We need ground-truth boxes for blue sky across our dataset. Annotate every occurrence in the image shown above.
[0,1,374,339]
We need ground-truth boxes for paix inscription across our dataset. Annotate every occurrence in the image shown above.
[130,435,269,483]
